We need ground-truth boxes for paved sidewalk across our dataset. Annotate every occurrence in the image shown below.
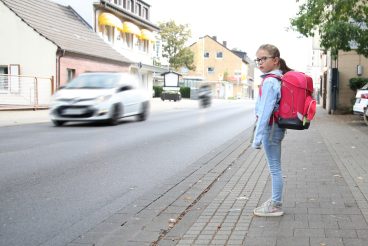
[167,110,368,246]
[64,108,368,246]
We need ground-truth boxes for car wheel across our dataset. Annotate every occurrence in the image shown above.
[364,108,368,126]
[52,120,66,126]
[108,104,121,126]
[137,101,149,121]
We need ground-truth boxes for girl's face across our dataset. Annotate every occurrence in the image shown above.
[255,49,279,73]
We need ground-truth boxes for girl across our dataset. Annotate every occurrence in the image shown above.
[252,44,292,217]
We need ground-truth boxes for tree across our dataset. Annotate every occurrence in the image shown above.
[291,0,368,58]
[158,20,195,70]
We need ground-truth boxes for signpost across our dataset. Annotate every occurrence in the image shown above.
[161,71,182,101]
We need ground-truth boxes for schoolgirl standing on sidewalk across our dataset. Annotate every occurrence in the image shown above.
[252,44,292,217]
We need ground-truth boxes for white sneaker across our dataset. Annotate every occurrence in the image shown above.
[253,199,284,217]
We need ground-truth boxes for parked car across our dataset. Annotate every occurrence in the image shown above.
[49,72,150,126]
[353,82,368,125]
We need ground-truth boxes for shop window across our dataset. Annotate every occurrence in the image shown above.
[134,36,140,50]
[142,40,149,53]
[103,26,115,43]
[124,33,133,49]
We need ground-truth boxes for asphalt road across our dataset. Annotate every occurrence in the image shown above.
[0,99,255,246]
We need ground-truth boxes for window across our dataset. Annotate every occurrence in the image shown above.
[0,65,9,90]
[216,52,223,58]
[122,0,126,8]
[9,64,20,93]
[143,7,148,20]
[67,68,76,82]
[124,33,133,48]
[130,0,134,12]
[143,40,149,53]
[204,52,209,58]
[134,35,140,50]
[136,3,141,16]
[103,25,115,43]
[127,0,131,10]
[207,67,215,74]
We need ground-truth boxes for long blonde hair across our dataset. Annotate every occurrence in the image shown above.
[258,44,292,74]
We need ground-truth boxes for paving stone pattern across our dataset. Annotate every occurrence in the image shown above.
[67,127,254,246]
[67,110,368,246]
[173,111,368,246]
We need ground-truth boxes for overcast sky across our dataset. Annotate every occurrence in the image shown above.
[148,0,312,71]
[52,0,312,71]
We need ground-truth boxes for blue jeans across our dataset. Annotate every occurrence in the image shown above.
[262,123,286,204]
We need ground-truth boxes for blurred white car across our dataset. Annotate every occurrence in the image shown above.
[49,72,150,126]
[353,82,368,125]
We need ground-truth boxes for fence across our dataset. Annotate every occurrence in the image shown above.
[0,74,54,109]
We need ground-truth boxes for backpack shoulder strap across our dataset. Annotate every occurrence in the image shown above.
[265,74,282,81]
[259,74,282,96]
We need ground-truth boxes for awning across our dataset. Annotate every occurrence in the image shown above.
[122,21,141,36]
[140,29,156,42]
[98,13,122,29]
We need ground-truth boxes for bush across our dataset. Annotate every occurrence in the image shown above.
[180,87,190,98]
[349,77,368,91]
[153,86,163,97]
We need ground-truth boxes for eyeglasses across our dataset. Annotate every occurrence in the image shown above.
[254,56,274,65]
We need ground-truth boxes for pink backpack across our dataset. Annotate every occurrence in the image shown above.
[263,71,317,130]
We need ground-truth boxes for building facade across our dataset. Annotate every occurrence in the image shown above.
[94,0,166,91]
[187,36,253,99]
[0,0,168,108]
[0,0,133,107]
[313,34,368,113]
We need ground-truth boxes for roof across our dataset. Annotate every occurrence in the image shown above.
[161,71,182,76]
[1,0,132,64]
[190,35,250,64]
[232,50,253,64]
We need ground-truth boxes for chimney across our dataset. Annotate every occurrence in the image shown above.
[223,41,227,47]
[212,36,217,41]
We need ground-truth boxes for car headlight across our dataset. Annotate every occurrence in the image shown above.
[50,94,62,106]
[95,95,112,104]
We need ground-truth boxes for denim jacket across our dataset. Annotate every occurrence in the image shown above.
[252,69,282,149]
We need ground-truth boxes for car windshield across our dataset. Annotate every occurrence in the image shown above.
[65,74,120,89]
[361,83,368,90]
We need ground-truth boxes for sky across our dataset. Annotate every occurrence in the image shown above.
[51,0,312,71]
[147,0,312,71]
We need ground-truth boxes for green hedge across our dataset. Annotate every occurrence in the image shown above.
[153,86,191,98]
[349,77,368,91]
[153,86,163,97]
[180,87,190,98]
